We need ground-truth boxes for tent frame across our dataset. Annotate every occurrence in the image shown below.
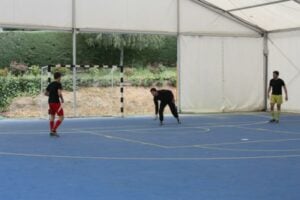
[227,0,290,12]
[1,0,300,114]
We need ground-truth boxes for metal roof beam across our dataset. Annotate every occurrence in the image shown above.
[193,0,266,34]
[294,0,300,4]
[268,26,300,33]
[0,23,72,32]
[228,0,291,12]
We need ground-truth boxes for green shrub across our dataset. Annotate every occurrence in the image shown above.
[52,66,71,75]
[88,67,101,76]
[28,65,40,77]
[148,64,167,75]
[0,76,40,111]
[0,68,9,76]
[127,79,138,87]
[124,67,136,77]
[155,80,164,87]
[87,67,111,77]
[168,78,177,87]
[141,79,154,87]
[0,67,176,111]
[61,76,73,91]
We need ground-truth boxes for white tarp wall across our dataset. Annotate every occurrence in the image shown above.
[268,30,300,112]
[0,0,72,29]
[179,36,264,112]
[179,0,264,112]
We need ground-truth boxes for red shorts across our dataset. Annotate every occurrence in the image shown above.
[49,103,64,116]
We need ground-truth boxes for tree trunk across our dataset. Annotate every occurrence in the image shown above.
[119,46,124,66]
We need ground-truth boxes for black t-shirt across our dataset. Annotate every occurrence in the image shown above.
[153,90,174,114]
[269,78,285,95]
[46,81,62,103]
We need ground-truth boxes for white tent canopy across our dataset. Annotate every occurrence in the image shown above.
[202,0,300,32]
[0,0,299,113]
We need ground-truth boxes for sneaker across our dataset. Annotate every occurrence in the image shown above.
[160,121,163,126]
[177,118,181,124]
[269,119,276,123]
[50,131,60,137]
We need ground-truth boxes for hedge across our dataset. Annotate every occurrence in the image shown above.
[0,31,177,67]
[0,76,40,111]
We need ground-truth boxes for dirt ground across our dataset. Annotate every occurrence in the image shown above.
[1,87,176,118]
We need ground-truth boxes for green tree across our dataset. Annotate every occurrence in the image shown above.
[85,33,166,66]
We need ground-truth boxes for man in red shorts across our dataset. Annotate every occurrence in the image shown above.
[45,72,64,137]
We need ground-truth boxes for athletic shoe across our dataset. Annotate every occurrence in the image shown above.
[177,118,181,124]
[160,121,163,126]
[269,119,276,123]
[50,131,60,137]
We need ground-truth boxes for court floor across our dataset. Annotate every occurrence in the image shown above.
[0,113,299,200]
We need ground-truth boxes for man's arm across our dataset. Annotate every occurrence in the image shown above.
[267,80,272,99]
[45,86,49,96]
[154,99,158,115]
[283,85,288,101]
[58,89,64,103]
[267,86,271,99]
[154,98,158,119]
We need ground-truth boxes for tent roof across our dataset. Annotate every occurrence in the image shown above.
[0,0,299,34]
[198,0,300,32]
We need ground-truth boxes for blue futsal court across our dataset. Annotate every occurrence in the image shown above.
[0,113,300,200]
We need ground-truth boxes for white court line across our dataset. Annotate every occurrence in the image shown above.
[0,121,262,136]
[4,120,258,135]
[0,131,84,135]
[68,120,267,134]
[236,126,300,135]
[1,151,300,160]
[2,119,300,153]
[0,132,46,135]
[121,126,210,134]
[0,120,271,133]
[166,138,300,149]
[77,129,169,149]
[74,126,300,152]
[199,146,300,152]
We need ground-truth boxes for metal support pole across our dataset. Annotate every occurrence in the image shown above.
[46,65,52,119]
[177,0,181,112]
[40,66,49,119]
[72,30,77,116]
[72,0,77,116]
[263,33,269,111]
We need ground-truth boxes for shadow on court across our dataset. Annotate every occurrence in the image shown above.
[0,113,300,200]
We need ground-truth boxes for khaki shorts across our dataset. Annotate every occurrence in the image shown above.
[271,95,283,104]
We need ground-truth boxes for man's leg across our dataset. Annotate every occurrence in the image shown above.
[168,102,180,124]
[49,115,55,132]
[53,108,64,133]
[159,102,167,125]
[276,104,281,123]
[270,103,275,122]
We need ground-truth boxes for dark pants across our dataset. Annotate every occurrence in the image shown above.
[159,101,179,122]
